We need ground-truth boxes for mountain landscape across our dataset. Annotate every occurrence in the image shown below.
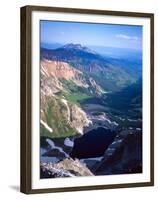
[40,43,142,178]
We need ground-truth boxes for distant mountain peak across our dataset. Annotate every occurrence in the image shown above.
[62,43,97,54]
[63,43,82,49]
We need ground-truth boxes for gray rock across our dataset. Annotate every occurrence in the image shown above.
[40,158,94,178]
[93,130,142,175]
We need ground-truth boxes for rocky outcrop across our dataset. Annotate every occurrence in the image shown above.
[69,104,92,134]
[40,163,76,178]
[40,158,94,178]
[93,130,142,175]
[88,77,105,96]
[41,60,89,88]
[41,76,63,96]
[41,59,104,96]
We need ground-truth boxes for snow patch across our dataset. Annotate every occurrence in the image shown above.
[41,156,60,163]
[46,138,69,158]
[81,156,103,162]
[64,137,74,147]
[111,139,123,145]
[104,118,118,126]
[112,121,119,126]
[40,120,53,133]
[128,118,137,122]
[119,117,125,121]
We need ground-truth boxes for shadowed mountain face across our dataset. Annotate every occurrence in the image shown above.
[94,130,142,175]
[70,127,117,159]
[106,78,142,113]
[41,43,140,92]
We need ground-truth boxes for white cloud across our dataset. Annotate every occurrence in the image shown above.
[116,34,139,41]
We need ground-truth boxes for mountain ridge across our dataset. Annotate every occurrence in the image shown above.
[62,43,98,55]
[41,43,138,92]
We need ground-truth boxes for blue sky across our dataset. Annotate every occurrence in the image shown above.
[40,20,142,50]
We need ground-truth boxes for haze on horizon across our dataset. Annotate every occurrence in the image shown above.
[40,20,142,51]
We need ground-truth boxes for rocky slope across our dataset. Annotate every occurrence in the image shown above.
[40,59,99,138]
[93,130,142,175]
[41,60,88,88]
[41,59,104,95]
[40,158,94,178]
[40,95,91,137]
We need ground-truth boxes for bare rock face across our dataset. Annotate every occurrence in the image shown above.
[41,59,104,96]
[88,77,105,96]
[69,104,92,134]
[41,60,89,88]
[41,60,80,80]
[55,158,94,176]
[41,76,63,96]
[40,163,75,178]
[40,158,94,178]
[93,130,142,175]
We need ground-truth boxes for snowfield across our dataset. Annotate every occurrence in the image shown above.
[40,120,53,133]
[64,137,74,147]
